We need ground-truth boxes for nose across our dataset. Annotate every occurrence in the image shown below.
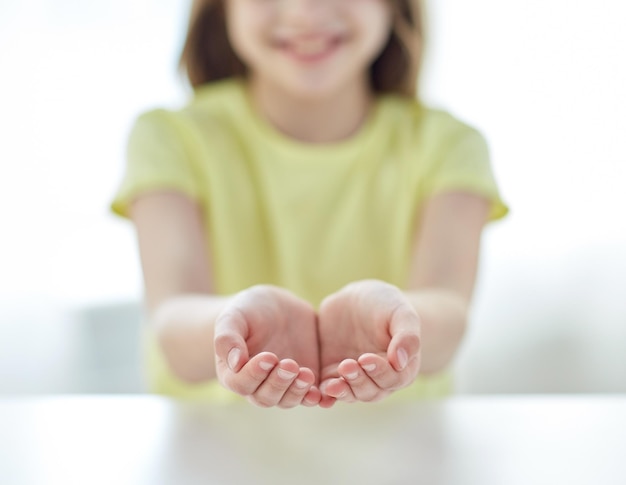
[280,0,334,30]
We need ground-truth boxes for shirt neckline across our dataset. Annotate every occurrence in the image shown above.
[231,77,386,163]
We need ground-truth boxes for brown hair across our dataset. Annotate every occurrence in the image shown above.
[179,0,425,98]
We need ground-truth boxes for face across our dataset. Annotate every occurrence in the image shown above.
[225,0,393,99]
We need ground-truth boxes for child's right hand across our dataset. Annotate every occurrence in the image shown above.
[213,285,321,408]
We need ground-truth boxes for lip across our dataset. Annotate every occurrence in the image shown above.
[276,35,344,64]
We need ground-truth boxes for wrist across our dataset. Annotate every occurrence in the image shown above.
[402,288,470,375]
[153,294,231,384]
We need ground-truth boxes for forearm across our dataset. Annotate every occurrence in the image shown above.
[403,288,470,375]
[151,294,233,384]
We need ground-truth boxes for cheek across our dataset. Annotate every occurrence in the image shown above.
[353,2,393,54]
[362,11,392,55]
[225,2,272,63]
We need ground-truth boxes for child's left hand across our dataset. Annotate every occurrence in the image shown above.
[317,280,422,404]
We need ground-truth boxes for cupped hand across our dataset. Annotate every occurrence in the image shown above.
[214,285,321,408]
[317,280,422,405]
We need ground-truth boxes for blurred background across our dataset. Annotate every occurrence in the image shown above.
[0,0,624,395]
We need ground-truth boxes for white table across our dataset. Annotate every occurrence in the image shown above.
[1,396,625,485]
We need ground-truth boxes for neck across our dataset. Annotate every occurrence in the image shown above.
[248,76,374,144]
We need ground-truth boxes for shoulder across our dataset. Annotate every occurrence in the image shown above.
[420,106,486,151]
[378,95,485,148]
[129,78,247,148]
[181,77,247,129]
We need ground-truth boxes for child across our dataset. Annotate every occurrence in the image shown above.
[111,0,508,408]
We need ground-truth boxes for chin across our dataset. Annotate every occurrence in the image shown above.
[288,87,338,101]
[280,77,350,101]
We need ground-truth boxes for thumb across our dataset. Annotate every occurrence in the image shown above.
[214,310,250,372]
[387,306,421,372]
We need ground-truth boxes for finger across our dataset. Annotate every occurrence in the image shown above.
[357,353,406,390]
[318,394,337,409]
[338,359,383,402]
[277,368,316,409]
[214,310,250,373]
[250,359,300,408]
[320,377,355,403]
[220,352,278,395]
[302,386,323,407]
[388,306,422,372]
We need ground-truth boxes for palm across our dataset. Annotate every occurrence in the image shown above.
[235,286,319,378]
[318,282,395,380]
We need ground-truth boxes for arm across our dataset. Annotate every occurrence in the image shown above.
[405,191,490,374]
[317,191,490,402]
[130,192,321,407]
[130,191,229,383]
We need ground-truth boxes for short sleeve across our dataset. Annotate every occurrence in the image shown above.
[110,109,201,218]
[423,125,509,222]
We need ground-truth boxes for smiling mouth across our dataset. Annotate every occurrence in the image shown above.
[277,36,344,63]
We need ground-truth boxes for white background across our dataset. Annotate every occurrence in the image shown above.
[0,0,624,393]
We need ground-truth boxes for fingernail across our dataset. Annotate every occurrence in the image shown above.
[295,379,309,389]
[277,368,297,380]
[362,363,376,372]
[227,348,240,371]
[345,371,359,380]
[259,360,274,371]
[397,348,408,370]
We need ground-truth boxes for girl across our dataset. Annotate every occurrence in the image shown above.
[111,0,508,408]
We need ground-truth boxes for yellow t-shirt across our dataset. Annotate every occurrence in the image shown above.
[111,77,508,401]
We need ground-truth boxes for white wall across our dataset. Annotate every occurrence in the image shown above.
[423,1,626,392]
[0,0,187,308]
[0,0,624,393]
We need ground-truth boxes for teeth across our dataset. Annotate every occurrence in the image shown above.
[289,40,331,56]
